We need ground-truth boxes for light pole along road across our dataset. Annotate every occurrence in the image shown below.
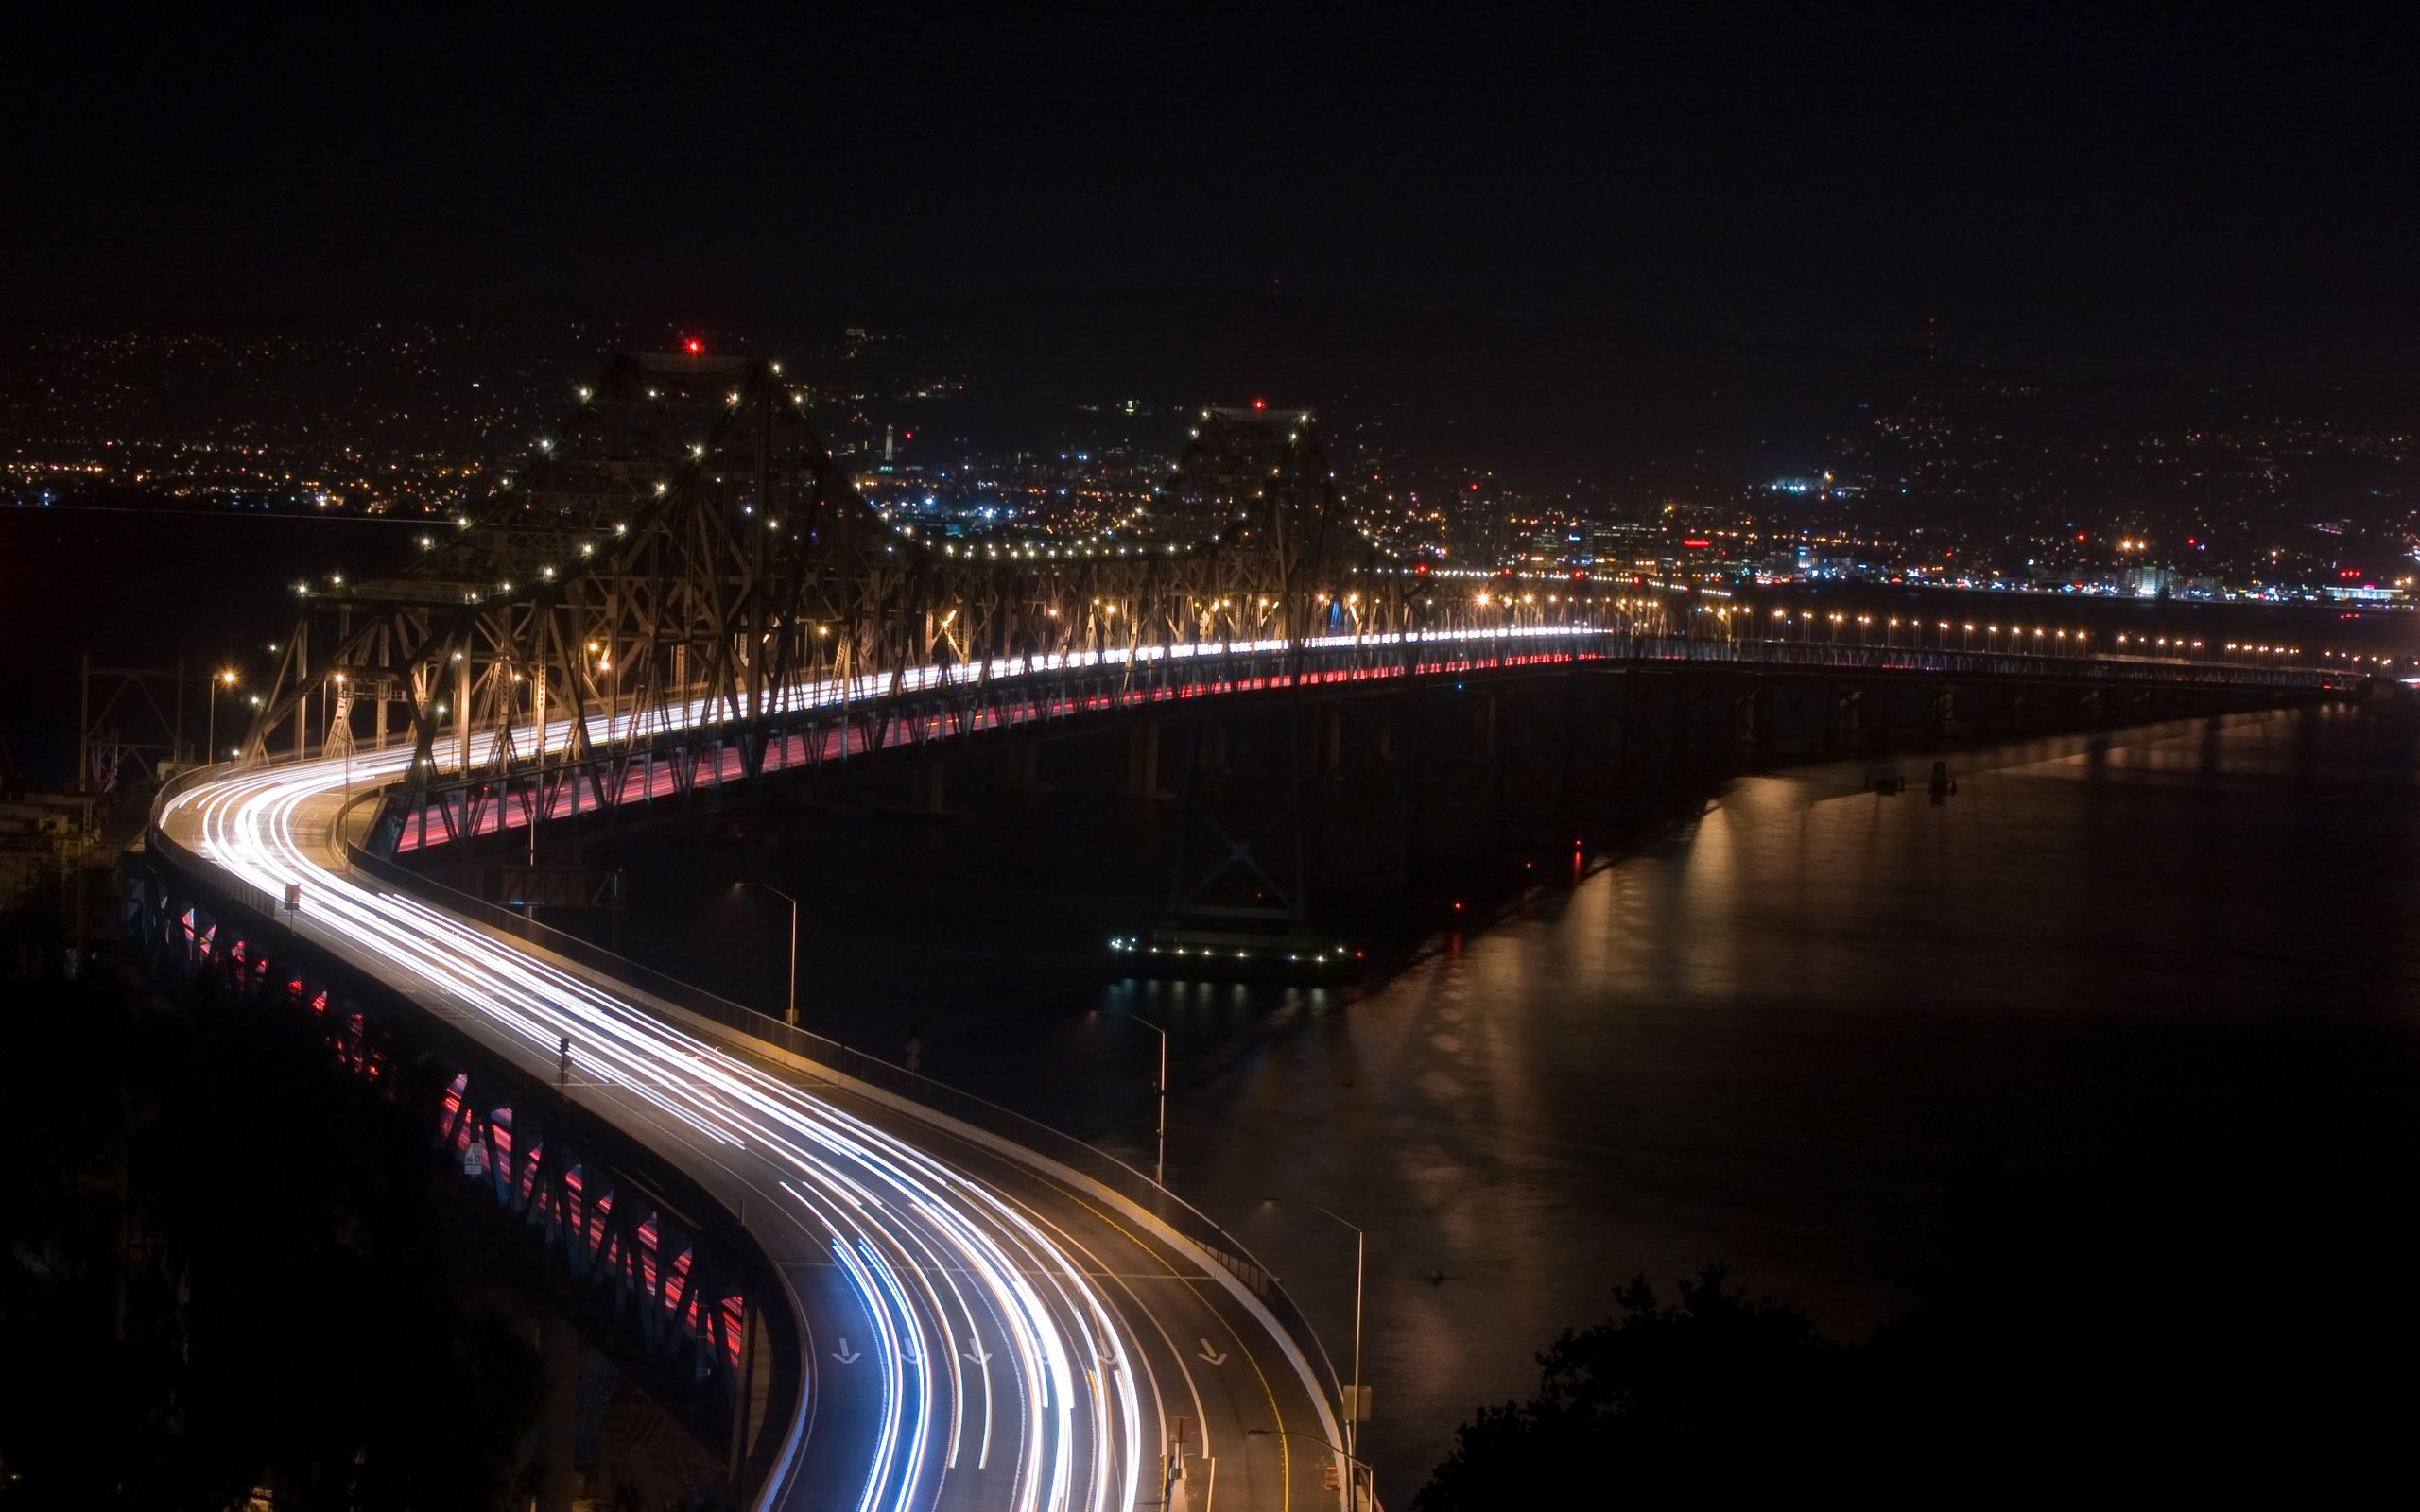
[159,738,1347,1512]
[1104,1009,1168,1189]
[734,881,804,1027]
[1261,1199,1367,1504]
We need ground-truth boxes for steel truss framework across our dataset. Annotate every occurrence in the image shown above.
[232,349,2342,880]
[239,351,1417,833]
[372,633,1607,855]
[120,852,798,1488]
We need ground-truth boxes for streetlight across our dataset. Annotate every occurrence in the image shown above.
[1104,1008,1167,1187]
[1247,1427,1373,1509]
[732,882,801,1026]
[1265,1196,1367,1477]
[333,671,351,799]
[208,669,237,765]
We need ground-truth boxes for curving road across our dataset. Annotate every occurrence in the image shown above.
[159,739,1347,1512]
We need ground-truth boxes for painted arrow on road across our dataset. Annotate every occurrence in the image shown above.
[965,1340,993,1367]
[1197,1338,1228,1366]
[833,1338,862,1365]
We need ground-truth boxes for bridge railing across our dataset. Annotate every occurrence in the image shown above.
[365,623,2336,854]
[334,829,1350,1415]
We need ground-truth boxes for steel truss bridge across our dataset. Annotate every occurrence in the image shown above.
[130,350,2338,1511]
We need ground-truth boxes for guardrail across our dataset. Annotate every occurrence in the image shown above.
[147,749,1351,1418]
[334,826,1350,1414]
[133,815,806,1498]
[365,627,2336,855]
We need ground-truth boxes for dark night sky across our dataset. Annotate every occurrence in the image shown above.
[8,6,2416,389]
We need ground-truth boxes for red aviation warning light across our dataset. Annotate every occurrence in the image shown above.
[1252,397,1267,410]
[684,337,702,354]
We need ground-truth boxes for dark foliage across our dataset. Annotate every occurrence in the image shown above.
[1419,1150,2420,1507]
[0,954,538,1510]
[1415,1266,1852,1508]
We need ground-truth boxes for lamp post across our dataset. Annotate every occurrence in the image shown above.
[733,882,801,1026]
[1266,1196,1367,1478]
[333,671,351,800]
[1247,1427,1373,1509]
[1107,1008,1167,1187]
[208,669,237,764]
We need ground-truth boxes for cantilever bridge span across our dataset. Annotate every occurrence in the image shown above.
[133,351,2339,1511]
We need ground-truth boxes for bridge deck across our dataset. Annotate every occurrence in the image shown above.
[153,751,1342,1511]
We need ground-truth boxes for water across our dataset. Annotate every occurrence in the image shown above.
[591,704,2420,1502]
[1184,706,2420,1501]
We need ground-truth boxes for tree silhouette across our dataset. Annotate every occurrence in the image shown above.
[1413,1265,1848,1509]
[1419,1144,2420,1508]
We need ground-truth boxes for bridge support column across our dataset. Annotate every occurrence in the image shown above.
[537,1312,582,1512]
[1000,741,1049,793]
[908,754,947,815]
[1198,719,1228,779]
[1122,719,1171,800]
[456,653,473,774]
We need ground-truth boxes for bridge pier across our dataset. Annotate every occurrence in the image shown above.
[999,741,1049,793]
[1198,718,1229,780]
[537,1311,582,1512]
[907,754,948,815]
[1122,719,1172,800]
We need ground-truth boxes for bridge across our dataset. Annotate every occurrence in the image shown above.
[127,350,2337,1510]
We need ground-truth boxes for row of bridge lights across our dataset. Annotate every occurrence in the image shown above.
[944,541,1196,560]
[1672,609,2332,665]
[2316,650,2404,667]
[1474,591,1645,610]
[1698,608,2109,654]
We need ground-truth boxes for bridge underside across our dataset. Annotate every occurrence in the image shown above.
[362,646,2327,945]
[120,843,800,1501]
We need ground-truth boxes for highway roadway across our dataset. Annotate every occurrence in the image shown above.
[158,740,1348,1512]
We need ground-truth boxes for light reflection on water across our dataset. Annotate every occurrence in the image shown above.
[1168,705,2420,1503]
[606,703,2420,1503]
